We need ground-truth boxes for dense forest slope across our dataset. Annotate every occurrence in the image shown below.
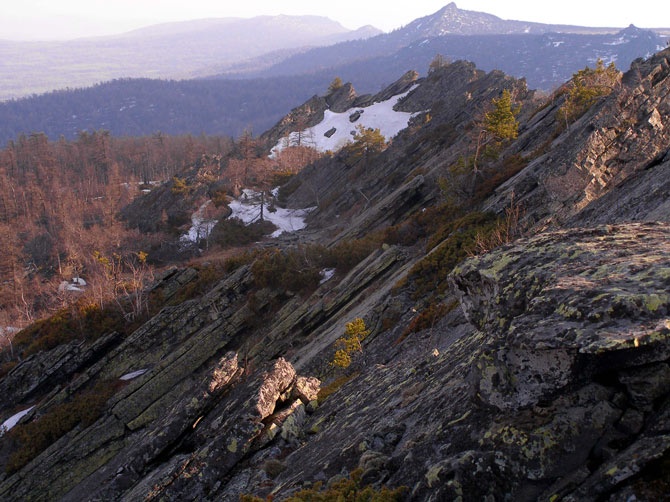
[0,47,669,501]
[0,75,334,146]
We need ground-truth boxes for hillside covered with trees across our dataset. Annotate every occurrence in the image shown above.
[0,75,335,147]
[0,127,324,337]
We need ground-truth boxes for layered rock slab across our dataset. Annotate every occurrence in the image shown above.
[447,222,670,499]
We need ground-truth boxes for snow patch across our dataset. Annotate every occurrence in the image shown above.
[0,326,19,337]
[180,200,218,244]
[1,406,35,435]
[271,86,420,156]
[120,369,149,381]
[604,36,627,46]
[320,268,336,284]
[228,191,314,237]
[58,276,88,293]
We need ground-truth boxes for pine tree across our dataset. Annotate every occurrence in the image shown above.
[484,89,520,141]
[345,125,386,163]
[328,77,344,94]
[332,318,370,368]
[558,59,621,126]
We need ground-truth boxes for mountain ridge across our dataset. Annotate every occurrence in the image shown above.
[0,3,666,146]
[2,2,668,103]
[0,42,669,500]
[402,1,622,36]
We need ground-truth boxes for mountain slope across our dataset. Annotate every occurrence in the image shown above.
[1,47,669,500]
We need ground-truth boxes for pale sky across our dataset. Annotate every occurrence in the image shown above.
[1,1,668,41]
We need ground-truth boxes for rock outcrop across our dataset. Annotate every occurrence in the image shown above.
[447,222,670,500]
[1,49,670,502]
[486,48,670,228]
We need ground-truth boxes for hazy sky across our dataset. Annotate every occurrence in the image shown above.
[1,1,668,40]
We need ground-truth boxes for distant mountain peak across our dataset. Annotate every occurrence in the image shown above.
[620,24,646,35]
[405,2,509,36]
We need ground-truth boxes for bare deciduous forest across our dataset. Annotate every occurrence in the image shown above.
[0,131,230,329]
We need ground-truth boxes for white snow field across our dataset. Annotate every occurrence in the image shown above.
[271,85,420,155]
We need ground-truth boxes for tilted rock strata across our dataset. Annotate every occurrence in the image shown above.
[447,222,670,499]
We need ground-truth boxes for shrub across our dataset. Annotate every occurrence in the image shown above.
[209,217,276,248]
[331,318,370,369]
[209,185,230,208]
[557,59,621,127]
[400,300,458,341]
[262,458,287,478]
[276,176,302,204]
[404,211,498,301]
[317,373,360,403]
[5,380,120,474]
[470,197,525,255]
[327,237,380,272]
[222,250,257,273]
[241,468,406,502]
[0,360,17,379]
[166,263,227,306]
[382,202,462,249]
[472,153,528,202]
[250,238,380,295]
[287,468,405,501]
[251,247,323,294]
[170,176,190,195]
[271,170,296,189]
[12,300,135,358]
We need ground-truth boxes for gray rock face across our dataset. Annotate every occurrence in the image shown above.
[569,157,670,225]
[446,222,670,498]
[325,82,358,113]
[451,222,670,409]
[487,49,670,229]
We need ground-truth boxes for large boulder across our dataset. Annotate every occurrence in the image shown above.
[451,222,670,410]
[446,222,670,500]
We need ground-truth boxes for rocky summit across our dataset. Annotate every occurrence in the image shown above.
[1,46,669,501]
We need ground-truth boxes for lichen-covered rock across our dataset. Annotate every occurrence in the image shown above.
[451,222,670,410]
[446,221,670,499]
[552,435,670,501]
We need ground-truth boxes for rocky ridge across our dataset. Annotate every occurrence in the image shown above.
[0,49,669,501]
